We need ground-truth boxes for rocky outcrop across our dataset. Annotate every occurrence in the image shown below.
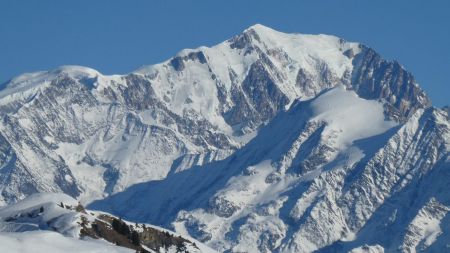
[351,46,431,121]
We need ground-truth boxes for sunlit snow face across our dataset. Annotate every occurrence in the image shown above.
[311,85,397,148]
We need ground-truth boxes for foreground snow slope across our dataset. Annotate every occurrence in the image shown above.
[0,193,216,253]
[0,231,133,253]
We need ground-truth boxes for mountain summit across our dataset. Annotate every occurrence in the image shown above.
[0,25,447,253]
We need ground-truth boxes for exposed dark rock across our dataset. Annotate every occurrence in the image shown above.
[224,60,289,133]
[443,106,450,119]
[170,57,185,71]
[170,51,208,71]
[351,46,431,121]
[229,28,261,50]
[343,48,355,58]
[80,211,195,253]
[208,195,240,218]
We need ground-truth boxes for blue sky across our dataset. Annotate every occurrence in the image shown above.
[0,0,448,106]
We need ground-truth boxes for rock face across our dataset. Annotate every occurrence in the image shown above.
[443,106,450,118]
[351,46,431,121]
[0,24,447,253]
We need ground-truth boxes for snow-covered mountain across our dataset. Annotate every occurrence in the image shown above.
[0,24,447,252]
[91,88,448,253]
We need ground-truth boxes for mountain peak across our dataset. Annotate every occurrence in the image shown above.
[52,65,101,78]
[244,23,275,34]
[241,24,353,48]
[0,65,103,101]
[9,65,101,85]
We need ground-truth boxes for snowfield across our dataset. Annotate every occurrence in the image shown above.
[310,85,397,148]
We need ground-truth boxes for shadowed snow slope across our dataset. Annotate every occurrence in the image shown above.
[92,96,448,253]
[89,86,446,253]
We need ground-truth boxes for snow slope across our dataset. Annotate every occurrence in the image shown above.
[0,193,216,253]
[0,231,133,253]
[310,85,397,148]
[0,193,133,253]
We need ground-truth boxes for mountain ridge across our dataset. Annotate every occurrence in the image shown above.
[2,24,430,124]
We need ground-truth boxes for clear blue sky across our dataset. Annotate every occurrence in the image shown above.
[0,0,448,106]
